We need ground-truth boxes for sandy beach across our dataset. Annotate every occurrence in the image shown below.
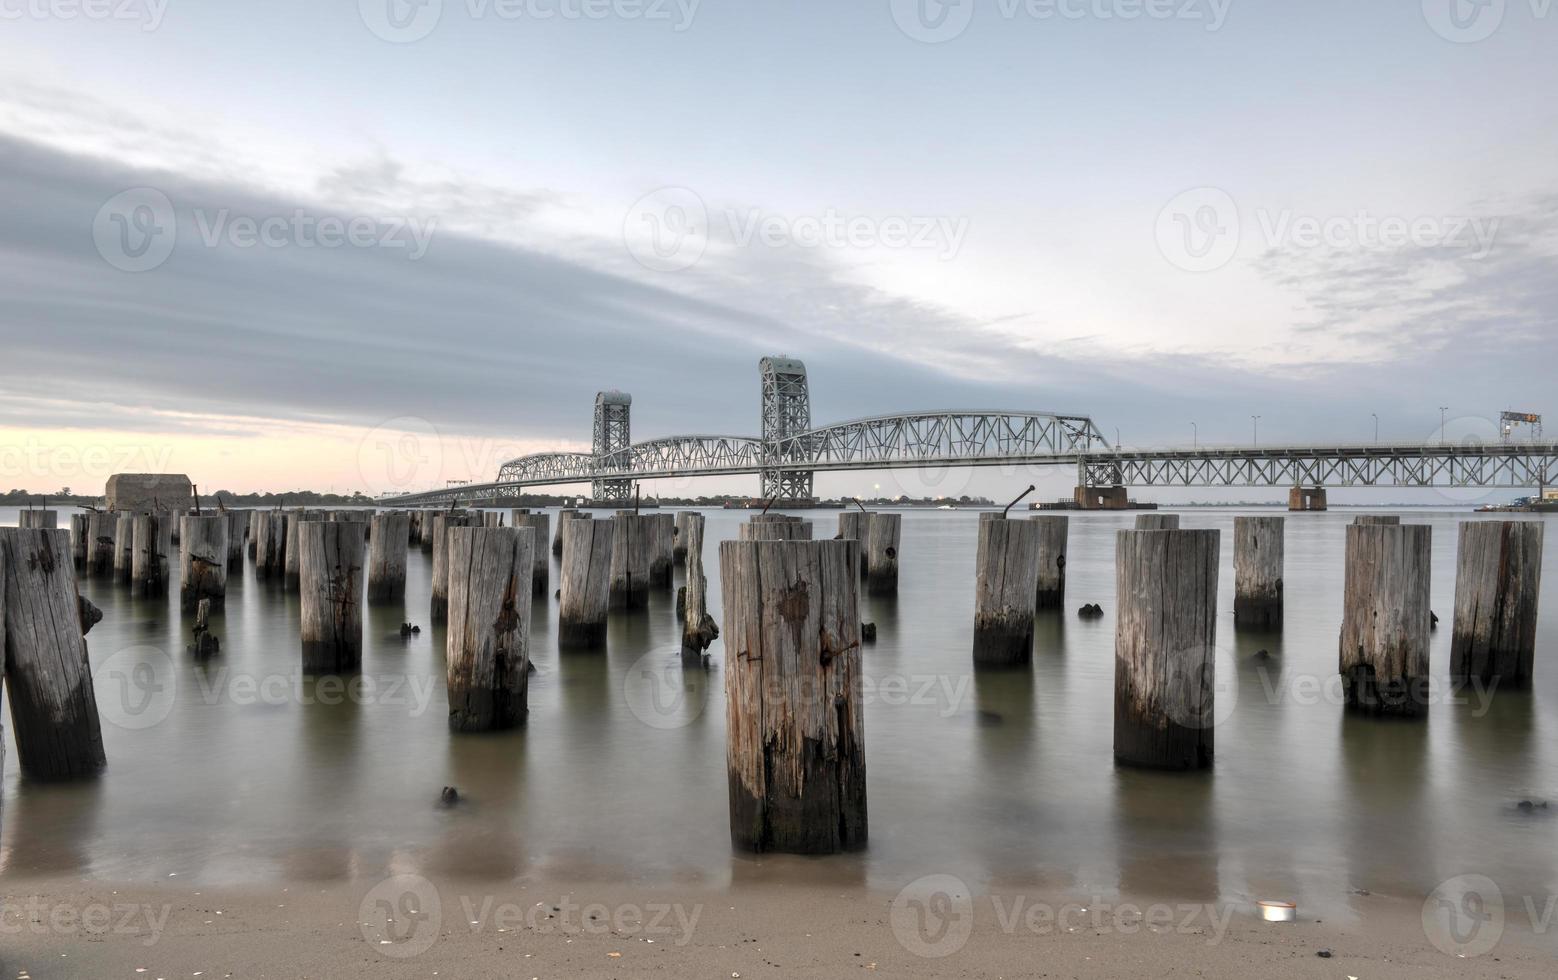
[1,873,1550,979]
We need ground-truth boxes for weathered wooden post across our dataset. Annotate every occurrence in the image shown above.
[673,511,695,565]
[482,510,502,528]
[559,516,612,647]
[1354,515,1401,526]
[256,511,287,577]
[86,511,116,577]
[247,510,264,559]
[1233,515,1284,629]
[680,513,719,656]
[179,515,229,611]
[69,513,89,569]
[430,514,453,622]
[113,513,135,583]
[366,513,411,603]
[130,512,171,595]
[721,538,866,852]
[865,513,901,595]
[18,510,57,529]
[1451,521,1544,689]
[1032,515,1068,610]
[1339,523,1432,717]
[0,528,106,780]
[553,508,580,557]
[1114,528,1220,770]
[973,516,1042,666]
[225,510,247,568]
[511,512,550,595]
[837,511,871,577]
[740,515,813,541]
[299,521,366,673]
[446,525,534,731]
[609,513,652,611]
[1135,514,1180,530]
[648,513,675,587]
[283,510,320,587]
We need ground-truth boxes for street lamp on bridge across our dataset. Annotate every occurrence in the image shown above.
[1251,415,1261,448]
[1439,406,1450,444]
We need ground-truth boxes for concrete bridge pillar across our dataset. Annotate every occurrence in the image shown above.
[1288,486,1328,511]
[1074,485,1129,510]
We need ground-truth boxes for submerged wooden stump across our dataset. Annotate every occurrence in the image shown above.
[299,521,366,673]
[18,510,57,529]
[609,514,652,611]
[446,526,534,731]
[973,516,1042,666]
[1114,528,1220,770]
[1233,515,1284,629]
[86,511,116,577]
[1451,521,1544,689]
[1032,515,1068,610]
[648,513,675,587]
[837,512,871,577]
[559,516,612,647]
[130,512,172,595]
[680,513,719,656]
[0,528,106,780]
[1134,514,1180,530]
[366,513,411,603]
[720,538,866,853]
[511,513,551,595]
[113,513,135,583]
[1339,523,1432,717]
[865,513,901,595]
[179,515,229,611]
[553,508,581,557]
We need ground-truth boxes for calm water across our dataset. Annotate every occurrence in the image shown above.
[2,506,1555,915]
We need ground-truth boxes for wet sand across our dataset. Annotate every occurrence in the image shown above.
[0,874,1549,979]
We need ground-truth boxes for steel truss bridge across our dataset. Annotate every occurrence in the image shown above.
[378,357,1557,506]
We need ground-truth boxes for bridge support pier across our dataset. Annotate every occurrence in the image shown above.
[1075,485,1129,510]
[1288,486,1328,511]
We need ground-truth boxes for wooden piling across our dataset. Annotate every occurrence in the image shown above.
[1032,515,1068,610]
[366,513,411,603]
[1354,515,1401,526]
[283,510,323,587]
[247,510,264,558]
[299,521,366,673]
[680,513,719,656]
[430,514,452,623]
[648,513,675,587]
[224,510,247,568]
[1135,514,1180,530]
[69,513,89,569]
[865,513,901,595]
[720,538,866,853]
[113,513,135,583]
[837,511,871,577]
[740,515,813,541]
[130,512,171,595]
[255,511,286,577]
[178,515,228,611]
[86,511,116,577]
[1450,521,1544,689]
[559,516,612,647]
[18,510,57,529]
[609,514,652,611]
[1233,515,1284,629]
[1339,523,1432,717]
[552,508,581,557]
[1114,528,1220,770]
[972,516,1042,666]
[446,525,534,732]
[511,512,551,595]
[0,528,106,780]
[673,511,695,565]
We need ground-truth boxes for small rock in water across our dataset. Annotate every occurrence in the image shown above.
[977,710,1003,727]
[861,622,877,643]
[439,786,460,806]
[1077,603,1104,619]
[554,589,562,600]
[1254,649,1271,659]
[79,596,104,635]
[1517,799,1549,812]
[1315,949,1332,959]
[1430,610,1439,630]
[399,622,422,636]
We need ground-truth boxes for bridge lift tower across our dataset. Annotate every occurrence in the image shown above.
[760,356,814,500]
[592,390,633,502]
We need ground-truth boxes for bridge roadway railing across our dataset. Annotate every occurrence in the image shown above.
[1077,442,1558,488]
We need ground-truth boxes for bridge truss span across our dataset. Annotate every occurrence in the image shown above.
[1078,443,1558,489]
[777,411,1110,471]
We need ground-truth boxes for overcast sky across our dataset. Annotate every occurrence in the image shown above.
[1,1,1554,501]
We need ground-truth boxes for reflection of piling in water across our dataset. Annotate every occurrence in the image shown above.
[972,515,1041,667]
[1339,524,1431,717]
[299,521,365,673]
[721,538,865,853]
[179,515,228,611]
[559,516,611,648]
[1233,516,1284,629]
[1113,767,1218,902]
[1114,528,1219,770]
[1451,521,1543,690]
[0,527,107,780]
[446,526,534,732]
